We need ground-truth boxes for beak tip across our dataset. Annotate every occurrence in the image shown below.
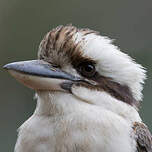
[3,64,9,70]
[3,62,19,71]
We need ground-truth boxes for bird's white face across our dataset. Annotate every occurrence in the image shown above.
[4,25,146,111]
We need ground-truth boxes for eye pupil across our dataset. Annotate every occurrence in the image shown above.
[84,65,94,72]
[77,62,96,78]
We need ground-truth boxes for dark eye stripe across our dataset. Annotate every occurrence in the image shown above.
[75,61,139,108]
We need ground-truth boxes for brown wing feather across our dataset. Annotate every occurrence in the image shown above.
[133,122,152,152]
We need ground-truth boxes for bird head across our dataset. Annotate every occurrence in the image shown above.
[4,25,146,111]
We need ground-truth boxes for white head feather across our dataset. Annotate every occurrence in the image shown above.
[73,31,146,101]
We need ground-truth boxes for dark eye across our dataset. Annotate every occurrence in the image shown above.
[77,62,96,78]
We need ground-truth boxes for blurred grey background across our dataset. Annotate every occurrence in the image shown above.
[0,0,152,151]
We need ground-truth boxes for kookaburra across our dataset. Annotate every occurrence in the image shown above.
[4,25,152,152]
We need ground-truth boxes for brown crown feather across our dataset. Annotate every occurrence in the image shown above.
[38,25,98,67]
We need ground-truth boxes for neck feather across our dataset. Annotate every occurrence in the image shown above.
[34,91,81,116]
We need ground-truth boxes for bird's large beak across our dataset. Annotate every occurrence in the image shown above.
[3,60,82,91]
